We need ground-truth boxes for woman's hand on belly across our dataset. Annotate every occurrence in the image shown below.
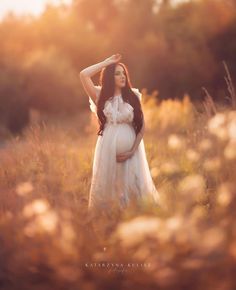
[116,150,134,162]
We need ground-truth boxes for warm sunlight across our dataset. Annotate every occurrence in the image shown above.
[0,0,72,19]
[1,0,236,288]
[173,0,192,4]
[0,0,190,19]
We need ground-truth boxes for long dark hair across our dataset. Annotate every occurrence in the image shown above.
[96,62,143,136]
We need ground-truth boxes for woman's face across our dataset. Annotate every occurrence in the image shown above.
[114,65,126,88]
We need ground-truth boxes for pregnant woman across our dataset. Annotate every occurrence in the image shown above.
[80,54,160,216]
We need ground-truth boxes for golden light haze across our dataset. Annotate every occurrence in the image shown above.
[0,0,72,19]
[0,0,189,19]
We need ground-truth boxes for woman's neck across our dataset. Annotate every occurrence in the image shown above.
[114,88,122,96]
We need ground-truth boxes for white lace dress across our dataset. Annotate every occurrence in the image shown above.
[88,86,160,212]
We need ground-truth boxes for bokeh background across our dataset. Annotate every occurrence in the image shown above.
[0,0,236,135]
[0,1,236,290]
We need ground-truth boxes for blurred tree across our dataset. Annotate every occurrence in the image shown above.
[72,0,118,34]
[24,47,85,113]
[0,59,30,133]
[209,20,236,84]
[0,0,235,132]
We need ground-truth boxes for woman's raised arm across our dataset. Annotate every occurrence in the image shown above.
[79,60,106,104]
[79,54,122,104]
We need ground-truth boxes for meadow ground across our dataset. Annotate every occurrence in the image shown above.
[0,90,236,290]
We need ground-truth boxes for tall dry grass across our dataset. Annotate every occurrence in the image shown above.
[0,87,236,289]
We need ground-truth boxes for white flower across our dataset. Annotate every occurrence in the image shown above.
[167,134,184,150]
[115,216,161,247]
[178,174,206,201]
[224,140,236,160]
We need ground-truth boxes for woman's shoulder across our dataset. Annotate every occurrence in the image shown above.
[131,87,142,101]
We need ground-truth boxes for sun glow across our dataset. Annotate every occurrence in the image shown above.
[0,0,72,19]
[0,0,190,20]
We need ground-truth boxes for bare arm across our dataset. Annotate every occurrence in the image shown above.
[130,88,144,153]
[79,54,122,104]
[79,60,107,104]
[116,117,145,162]
[130,117,145,153]
[115,88,144,162]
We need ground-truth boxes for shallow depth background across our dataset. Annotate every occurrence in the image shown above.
[0,1,236,289]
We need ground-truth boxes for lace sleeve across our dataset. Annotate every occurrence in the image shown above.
[131,87,142,102]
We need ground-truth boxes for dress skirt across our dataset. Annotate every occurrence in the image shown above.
[88,121,160,213]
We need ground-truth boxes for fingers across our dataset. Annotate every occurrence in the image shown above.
[116,156,127,162]
[117,159,126,163]
[116,156,130,162]
[116,150,131,162]
[115,53,122,61]
[117,151,130,157]
[117,155,127,160]
[117,153,126,157]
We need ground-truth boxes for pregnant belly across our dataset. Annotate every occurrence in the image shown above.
[116,124,136,154]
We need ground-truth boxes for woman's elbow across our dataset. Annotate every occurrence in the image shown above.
[79,70,86,78]
[79,71,88,83]
[80,68,90,77]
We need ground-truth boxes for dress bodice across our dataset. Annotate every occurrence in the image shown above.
[89,87,142,125]
[103,95,134,124]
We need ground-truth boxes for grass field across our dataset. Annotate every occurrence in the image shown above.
[0,89,236,290]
